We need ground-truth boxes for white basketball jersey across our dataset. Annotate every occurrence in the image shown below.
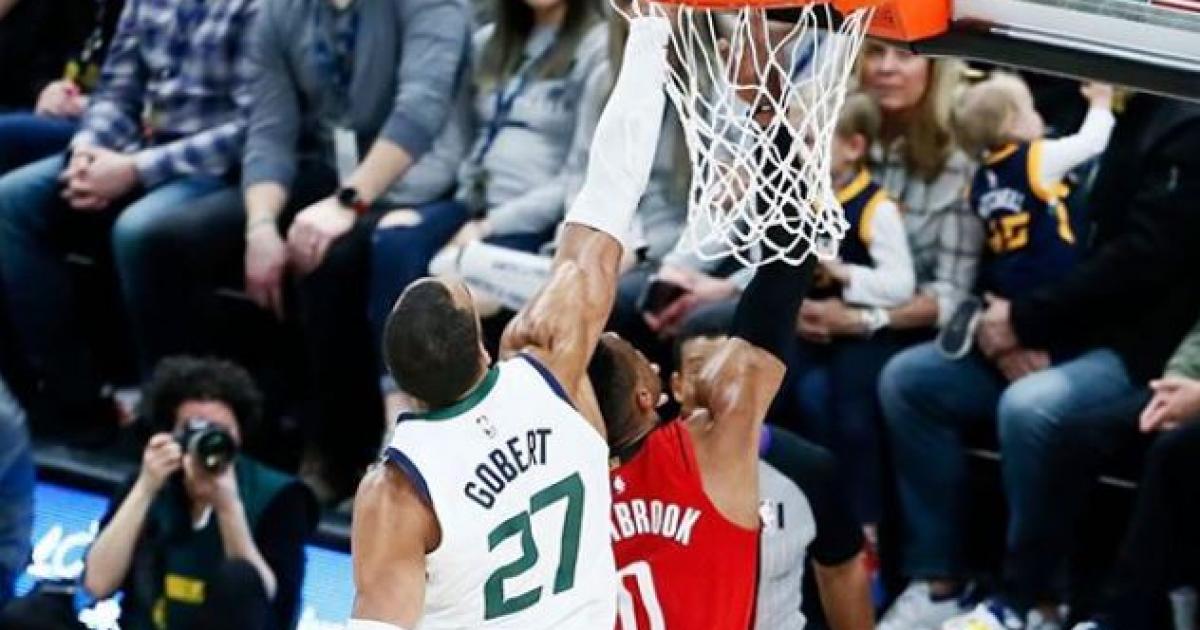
[386,355,617,629]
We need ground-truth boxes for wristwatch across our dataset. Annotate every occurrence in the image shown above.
[336,186,369,215]
[859,307,890,337]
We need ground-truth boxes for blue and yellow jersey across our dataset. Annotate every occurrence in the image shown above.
[969,141,1077,300]
[811,168,890,298]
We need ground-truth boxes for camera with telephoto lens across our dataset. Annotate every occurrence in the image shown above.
[176,417,238,473]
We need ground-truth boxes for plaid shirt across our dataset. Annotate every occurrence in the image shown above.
[869,140,983,327]
[73,0,259,187]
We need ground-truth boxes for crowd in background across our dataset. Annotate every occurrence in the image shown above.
[0,0,1198,628]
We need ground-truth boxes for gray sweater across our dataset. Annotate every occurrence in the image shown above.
[452,22,607,235]
[243,0,472,206]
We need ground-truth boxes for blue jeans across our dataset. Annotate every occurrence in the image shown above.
[0,113,77,175]
[0,377,33,608]
[790,332,914,525]
[0,154,230,426]
[880,342,1137,589]
[369,200,472,349]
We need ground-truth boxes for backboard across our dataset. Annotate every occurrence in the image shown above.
[910,0,1200,101]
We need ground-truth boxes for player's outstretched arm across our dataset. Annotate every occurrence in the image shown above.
[502,16,670,429]
[695,252,816,464]
[349,465,440,630]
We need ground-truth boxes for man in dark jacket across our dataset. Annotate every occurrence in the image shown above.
[877,95,1200,628]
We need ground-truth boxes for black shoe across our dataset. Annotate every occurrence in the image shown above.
[937,296,983,360]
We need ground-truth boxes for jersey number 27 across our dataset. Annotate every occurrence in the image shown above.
[484,473,585,620]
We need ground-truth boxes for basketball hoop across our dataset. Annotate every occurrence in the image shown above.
[612,0,946,268]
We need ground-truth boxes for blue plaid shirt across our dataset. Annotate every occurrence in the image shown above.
[73,0,259,187]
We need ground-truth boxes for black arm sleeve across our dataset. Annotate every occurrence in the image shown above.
[252,483,317,630]
[761,426,863,567]
[730,127,817,361]
[731,255,815,362]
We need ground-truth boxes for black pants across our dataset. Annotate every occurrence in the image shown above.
[1104,421,1200,628]
[180,161,382,496]
[187,559,271,630]
[290,192,384,497]
[0,154,234,435]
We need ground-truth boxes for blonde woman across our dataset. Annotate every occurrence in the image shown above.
[800,42,977,341]
[785,45,974,594]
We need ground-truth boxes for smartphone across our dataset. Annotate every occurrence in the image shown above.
[637,276,689,316]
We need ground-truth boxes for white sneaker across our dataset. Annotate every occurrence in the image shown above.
[943,603,1022,630]
[878,582,968,630]
[942,601,1063,630]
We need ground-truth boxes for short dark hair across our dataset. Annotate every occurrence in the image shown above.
[587,337,639,440]
[384,281,482,408]
[141,356,263,436]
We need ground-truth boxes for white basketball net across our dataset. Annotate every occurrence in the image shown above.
[618,2,875,268]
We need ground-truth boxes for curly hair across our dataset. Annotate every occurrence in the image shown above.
[140,356,264,436]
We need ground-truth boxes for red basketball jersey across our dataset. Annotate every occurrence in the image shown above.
[610,420,760,630]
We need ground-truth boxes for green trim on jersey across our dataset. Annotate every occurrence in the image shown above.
[404,366,500,421]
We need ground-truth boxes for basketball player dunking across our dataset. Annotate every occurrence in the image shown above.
[346,18,671,630]
[579,245,816,630]
[552,90,820,630]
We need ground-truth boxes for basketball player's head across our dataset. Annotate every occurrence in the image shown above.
[952,72,1045,157]
[384,278,490,410]
[588,333,663,457]
[670,322,729,418]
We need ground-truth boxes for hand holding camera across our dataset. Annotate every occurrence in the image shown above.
[137,433,183,494]
[137,418,240,501]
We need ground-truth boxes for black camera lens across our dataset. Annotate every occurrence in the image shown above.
[191,429,237,472]
[177,418,238,472]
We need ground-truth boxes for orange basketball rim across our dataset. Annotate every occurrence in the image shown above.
[647,0,951,42]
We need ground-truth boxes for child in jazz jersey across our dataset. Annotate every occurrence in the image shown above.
[939,75,1115,359]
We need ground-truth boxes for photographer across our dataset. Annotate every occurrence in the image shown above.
[83,357,316,630]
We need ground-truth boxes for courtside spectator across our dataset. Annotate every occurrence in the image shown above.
[885,73,1114,629]
[671,324,873,630]
[1070,316,1200,630]
[798,43,975,349]
[83,357,315,630]
[947,75,1112,316]
[173,0,471,504]
[368,0,607,350]
[427,4,688,327]
[881,95,1200,630]
[0,376,32,609]
[0,0,123,173]
[0,0,258,445]
[788,92,914,533]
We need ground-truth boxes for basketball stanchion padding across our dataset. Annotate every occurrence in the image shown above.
[611,0,948,268]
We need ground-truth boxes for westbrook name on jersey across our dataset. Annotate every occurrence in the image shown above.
[610,420,760,630]
[386,355,616,630]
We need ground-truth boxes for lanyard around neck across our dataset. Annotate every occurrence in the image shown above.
[473,38,557,164]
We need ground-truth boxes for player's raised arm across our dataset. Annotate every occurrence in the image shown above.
[348,465,440,630]
[502,17,670,414]
[694,227,817,463]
